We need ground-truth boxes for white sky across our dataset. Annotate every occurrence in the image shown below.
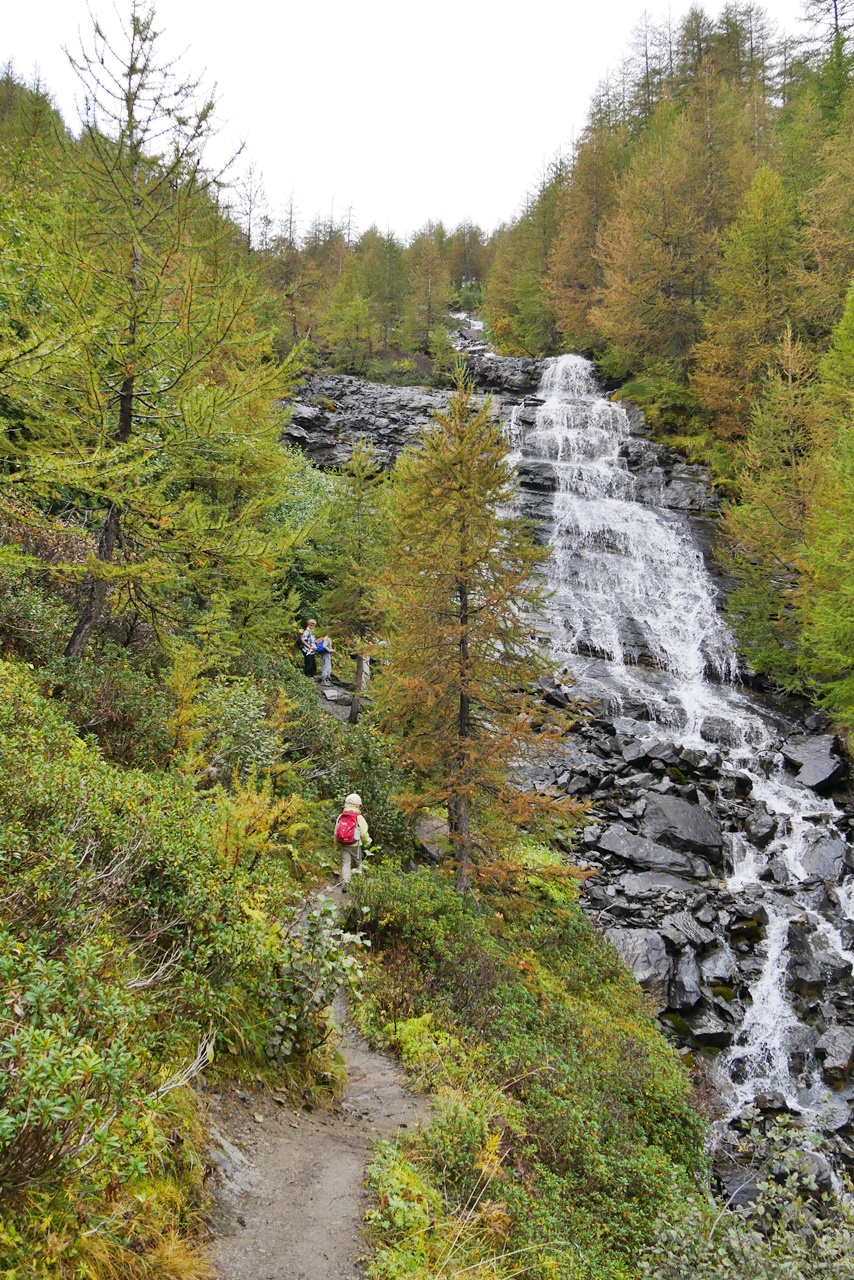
[5,0,806,241]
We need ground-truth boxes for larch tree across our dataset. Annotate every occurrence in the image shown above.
[318,256,379,375]
[724,326,825,683]
[797,88,854,340]
[799,281,854,724]
[482,164,565,357]
[403,231,455,353]
[310,437,385,725]
[546,119,628,350]
[375,367,553,892]
[692,164,801,437]
[592,106,718,375]
[1,3,302,660]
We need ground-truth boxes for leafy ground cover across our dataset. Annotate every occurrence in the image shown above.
[0,661,364,1278]
[347,860,706,1280]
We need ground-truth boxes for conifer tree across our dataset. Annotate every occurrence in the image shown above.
[375,367,548,891]
[0,4,302,659]
[592,106,717,374]
[482,163,565,357]
[403,231,455,353]
[355,227,407,351]
[798,281,854,722]
[797,87,854,337]
[318,257,379,374]
[310,438,385,724]
[724,326,824,681]
[547,120,629,350]
[693,165,800,436]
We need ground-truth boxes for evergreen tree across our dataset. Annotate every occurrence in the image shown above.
[355,226,407,351]
[375,367,548,891]
[482,163,565,356]
[799,282,854,722]
[724,326,824,681]
[797,86,854,338]
[592,106,718,375]
[547,119,629,350]
[318,256,379,374]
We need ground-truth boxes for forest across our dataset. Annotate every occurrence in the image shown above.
[2,2,854,1279]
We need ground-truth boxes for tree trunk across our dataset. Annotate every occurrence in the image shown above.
[454,572,474,893]
[454,790,473,895]
[64,503,121,659]
[349,653,365,725]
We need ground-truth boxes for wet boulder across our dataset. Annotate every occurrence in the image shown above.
[659,911,716,949]
[598,823,709,878]
[537,675,573,708]
[642,794,723,858]
[782,734,846,792]
[745,804,777,849]
[605,927,671,1006]
[800,835,848,883]
[815,1026,854,1085]
[787,917,853,997]
[685,1009,733,1048]
[700,716,745,749]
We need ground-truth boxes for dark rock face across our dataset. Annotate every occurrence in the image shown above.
[282,375,458,469]
[816,1026,854,1083]
[466,351,545,392]
[782,734,846,792]
[605,927,671,1005]
[745,805,777,848]
[642,794,723,857]
[801,835,848,882]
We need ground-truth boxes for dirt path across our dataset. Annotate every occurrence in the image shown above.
[207,991,427,1280]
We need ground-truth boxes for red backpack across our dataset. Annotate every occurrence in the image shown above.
[335,810,359,845]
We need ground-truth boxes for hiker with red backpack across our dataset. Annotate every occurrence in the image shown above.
[336,792,371,891]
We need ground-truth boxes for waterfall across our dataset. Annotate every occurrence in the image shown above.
[515,354,854,1137]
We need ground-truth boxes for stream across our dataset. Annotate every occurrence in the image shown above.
[508,354,854,1170]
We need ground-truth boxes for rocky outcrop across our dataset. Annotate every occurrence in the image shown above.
[282,375,454,468]
[518,683,854,1165]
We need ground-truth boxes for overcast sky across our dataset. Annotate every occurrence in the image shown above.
[6,0,805,241]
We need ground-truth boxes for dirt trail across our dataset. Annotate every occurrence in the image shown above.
[208,990,427,1280]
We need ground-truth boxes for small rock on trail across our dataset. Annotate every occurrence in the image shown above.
[209,997,427,1280]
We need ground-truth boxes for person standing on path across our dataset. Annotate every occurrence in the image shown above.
[301,619,318,678]
[336,793,371,891]
[317,635,335,685]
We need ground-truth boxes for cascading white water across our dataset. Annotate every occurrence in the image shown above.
[517,354,854,1131]
[538,356,737,686]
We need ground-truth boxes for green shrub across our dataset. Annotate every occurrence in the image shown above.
[352,865,706,1280]
[0,660,357,1273]
[644,1120,854,1280]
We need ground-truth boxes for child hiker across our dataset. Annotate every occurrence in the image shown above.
[335,793,371,891]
